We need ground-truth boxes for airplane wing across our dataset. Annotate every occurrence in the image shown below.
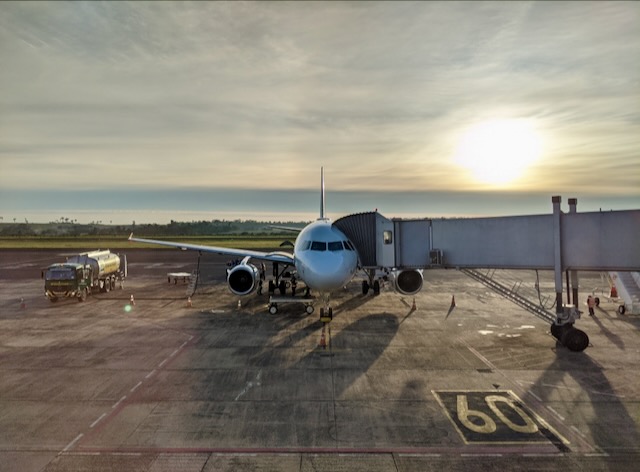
[128,234,295,264]
[269,225,305,233]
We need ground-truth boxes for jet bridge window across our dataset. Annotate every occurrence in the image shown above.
[328,241,343,251]
[310,241,327,251]
[383,230,393,245]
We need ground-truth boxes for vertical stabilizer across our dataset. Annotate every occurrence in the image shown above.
[320,167,326,220]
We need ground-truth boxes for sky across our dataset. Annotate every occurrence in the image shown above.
[0,1,638,224]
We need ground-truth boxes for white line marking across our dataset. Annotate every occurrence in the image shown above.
[112,396,126,409]
[62,434,83,452]
[112,452,142,456]
[180,341,188,349]
[571,425,587,437]
[158,358,168,368]
[584,453,609,457]
[130,381,142,393]
[527,391,542,402]
[546,406,565,421]
[89,413,107,428]
[170,349,180,357]
[189,335,194,341]
[145,370,156,379]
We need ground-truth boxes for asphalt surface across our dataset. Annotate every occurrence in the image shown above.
[1,249,639,471]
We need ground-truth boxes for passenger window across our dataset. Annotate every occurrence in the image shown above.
[383,230,393,245]
[328,241,343,251]
[310,241,327,251]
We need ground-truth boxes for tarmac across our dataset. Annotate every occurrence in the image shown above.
[1,249,639,471]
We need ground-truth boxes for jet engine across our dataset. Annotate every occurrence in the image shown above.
[389,269,423,295]
[227,263,260,296]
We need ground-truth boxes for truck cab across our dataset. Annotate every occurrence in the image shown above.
[44,263,90,302]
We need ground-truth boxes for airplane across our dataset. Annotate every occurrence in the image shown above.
[128,168,423,320]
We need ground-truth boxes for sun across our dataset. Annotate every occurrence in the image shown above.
[454,119,543,186]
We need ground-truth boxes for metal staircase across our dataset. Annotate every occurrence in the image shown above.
[460,268,557,324]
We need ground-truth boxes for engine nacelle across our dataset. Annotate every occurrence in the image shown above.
[389,269,423,295]
[227,263,259,296]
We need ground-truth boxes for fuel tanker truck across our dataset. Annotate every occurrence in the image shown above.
[44,250,127,302]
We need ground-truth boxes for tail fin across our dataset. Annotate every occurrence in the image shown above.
[320,167,326,220]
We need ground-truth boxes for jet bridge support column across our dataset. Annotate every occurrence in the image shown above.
[552,196,564,314]
[568,198,579,306]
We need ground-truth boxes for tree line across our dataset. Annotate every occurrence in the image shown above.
[0,219,309,237]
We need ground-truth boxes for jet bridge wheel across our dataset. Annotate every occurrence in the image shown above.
[561,327,589,352]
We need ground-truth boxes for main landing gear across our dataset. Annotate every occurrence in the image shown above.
[361,269,382,295]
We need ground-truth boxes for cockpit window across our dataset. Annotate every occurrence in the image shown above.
[344,240,355,251]
[328,241,343,252]
[301,240,311,250]
[310,241,327,251]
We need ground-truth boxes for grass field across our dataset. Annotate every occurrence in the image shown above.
[0,235,292,250]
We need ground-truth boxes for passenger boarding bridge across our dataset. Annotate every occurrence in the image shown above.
[334,197,640,352]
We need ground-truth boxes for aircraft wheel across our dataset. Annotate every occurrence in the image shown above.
[362,280,369,295]
[373,280,380,295]
[618,305,626,315]
[561,327,589,352]
[269,304,278,315]
[305,304,314,315]
[279,280,286,295]
[268,280,275,294]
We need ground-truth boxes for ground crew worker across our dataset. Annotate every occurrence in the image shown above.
[587,295,596,316]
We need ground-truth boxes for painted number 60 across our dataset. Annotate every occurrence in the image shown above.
[457,394,539,434]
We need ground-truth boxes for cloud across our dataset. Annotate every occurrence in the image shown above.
[0,1,638,201]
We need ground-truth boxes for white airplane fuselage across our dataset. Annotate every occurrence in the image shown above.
[293,219,358,293]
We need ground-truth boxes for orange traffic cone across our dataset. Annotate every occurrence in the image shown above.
[20,297,26,309]
[451,295,456,308]
[130,294,135,306]
[186,296,192,308]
